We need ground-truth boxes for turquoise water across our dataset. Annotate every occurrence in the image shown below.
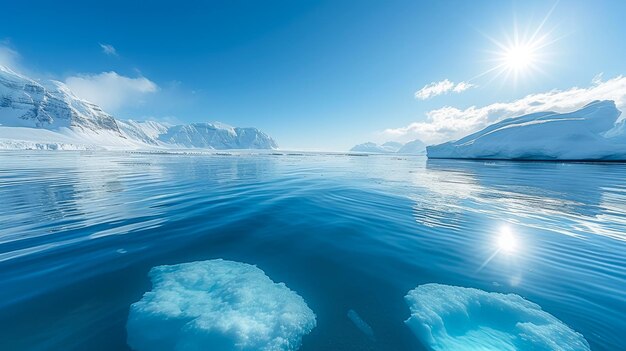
[0,151,625,350]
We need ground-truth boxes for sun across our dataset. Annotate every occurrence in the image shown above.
[471,27,553,85]
[476,5,560,85]
[496,36,545,78]
[503,44,536,72]
[487,33,549,84]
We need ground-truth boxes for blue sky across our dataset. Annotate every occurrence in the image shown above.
[1,0,625,150]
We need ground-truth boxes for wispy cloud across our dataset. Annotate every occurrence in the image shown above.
[99,43,118,56]
[386,75,626,144]
[0,42,21,69]
[452,81,474,93]
[65,72,158,111]
[415,79,475,100]
[592,72,603,86]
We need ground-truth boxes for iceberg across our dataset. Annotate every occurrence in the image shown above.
[404,284,590,351]
[427,100,626,160]
[126,259,316,351]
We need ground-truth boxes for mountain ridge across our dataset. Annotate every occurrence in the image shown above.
[0,66,277,150]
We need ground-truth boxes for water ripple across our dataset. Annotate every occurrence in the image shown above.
[0,151,625,350]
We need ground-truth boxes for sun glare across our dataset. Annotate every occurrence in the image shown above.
[476,4,560,85]
[503,44,535,72]
[476,224,521,272]
[497,225,517,253]
[487,33,549,84]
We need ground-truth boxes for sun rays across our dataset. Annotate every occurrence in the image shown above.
[470,2,563,86]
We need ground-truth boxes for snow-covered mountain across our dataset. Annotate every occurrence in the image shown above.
[0,65,278,150]
[350,139,425,154]
[116,119,277,150]
[427,100,626,160]
[117,120,170,146]
[159,123,277,149]
[0,66,121,134]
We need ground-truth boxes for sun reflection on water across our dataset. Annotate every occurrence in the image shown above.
[497,225,518,254]
[477,224,522,273]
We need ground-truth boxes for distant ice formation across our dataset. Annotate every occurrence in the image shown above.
[350,139,425,154]
[126,259,316,351]
[427,100,626,160]
[404,283,590,351]
[397,139,426,154]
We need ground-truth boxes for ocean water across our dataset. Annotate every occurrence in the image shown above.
[0,151,625,350]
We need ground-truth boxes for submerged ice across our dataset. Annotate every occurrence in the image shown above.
[404,284,590,351]
[126,259,316,351]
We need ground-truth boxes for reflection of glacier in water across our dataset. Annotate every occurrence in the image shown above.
[0,152,625,350]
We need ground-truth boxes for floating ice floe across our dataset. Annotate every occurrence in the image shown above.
[127,259,316,351]
[404,283,590,351]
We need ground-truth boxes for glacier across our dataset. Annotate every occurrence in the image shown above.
[126,259,316,351]
[0,65,277,150]
[427,100,626,160]
[404,283,590,351]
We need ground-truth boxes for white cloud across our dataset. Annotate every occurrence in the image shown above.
[452,81,474,93]
[99,43,118,56]
[65,72,158,111]
[415,79,475,100]
[386,75,626,144]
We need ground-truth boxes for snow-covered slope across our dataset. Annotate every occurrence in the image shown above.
[0,65,278,150]
[117,120,170,146]
[350,139,425,154]
[427,100,626,160]
[0,66,121,134]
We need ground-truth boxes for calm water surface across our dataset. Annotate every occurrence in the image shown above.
[0,151,625,350]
